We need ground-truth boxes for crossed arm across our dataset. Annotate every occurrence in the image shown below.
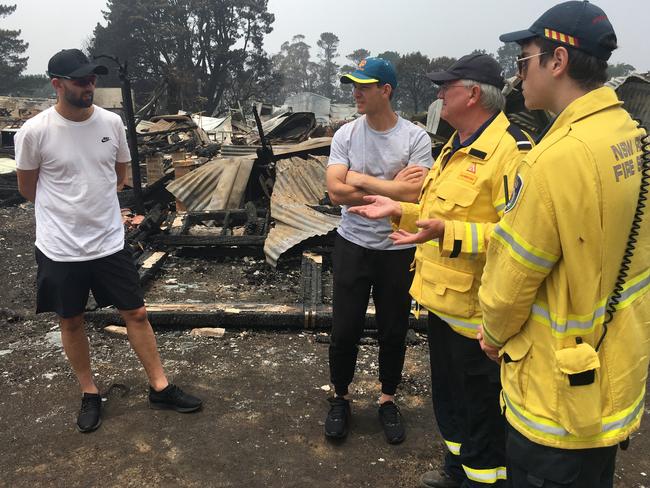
[326,164,428,206]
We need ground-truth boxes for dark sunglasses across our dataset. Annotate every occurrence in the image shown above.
[515,52,549,77]
[50,73,98,86]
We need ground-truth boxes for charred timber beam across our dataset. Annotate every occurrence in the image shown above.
[176,247,266,259]
[126,203,167,251]
[137,251,167,286]
[154,235,266,247]
[185,208,268,224]
[85,302,428,331]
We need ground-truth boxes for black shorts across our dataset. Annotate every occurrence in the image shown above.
[35,246,145,318]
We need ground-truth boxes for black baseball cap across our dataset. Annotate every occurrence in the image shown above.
[499,1,616,61]
[47,49,108,79]
[426,54,505,89]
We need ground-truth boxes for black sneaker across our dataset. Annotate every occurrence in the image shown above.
[148,384,202,413]
[378,401,405,444]
[324,396,350,439]
[77,392,102,433]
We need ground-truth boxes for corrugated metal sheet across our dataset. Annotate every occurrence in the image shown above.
[272,137,331,157]
[192,114,232,144]
[607,74,650,127]
[247,112,316,144]
[220,138,331,159]
[330,103,358,121]
[264,156,340,266]
[284,92,331,124]
[221,145,259,157]
[166,156,255,211]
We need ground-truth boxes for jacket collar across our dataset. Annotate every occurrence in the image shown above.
[541,86,622,142]
[441,111,510,164]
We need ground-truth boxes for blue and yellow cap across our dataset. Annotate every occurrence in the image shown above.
[340,57,398,89]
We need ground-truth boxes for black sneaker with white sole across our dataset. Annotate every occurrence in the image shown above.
[324,396,351,439]
[77,392,102,433]
[148,384,202,413]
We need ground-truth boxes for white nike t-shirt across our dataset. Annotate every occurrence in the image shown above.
[15,105,131,262]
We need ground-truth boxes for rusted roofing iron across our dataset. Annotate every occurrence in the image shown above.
[264,156,340,266]
[607,74,650,127]
[166,156,255,211]
[247,112,316,144]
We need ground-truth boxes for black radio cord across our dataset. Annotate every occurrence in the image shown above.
[596,122,650,352]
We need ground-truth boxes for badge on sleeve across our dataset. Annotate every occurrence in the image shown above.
[504,174,523,213]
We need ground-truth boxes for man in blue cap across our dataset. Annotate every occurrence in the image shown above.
[324,57,433,444]
[477,2,650,487]
[347,53,533,488]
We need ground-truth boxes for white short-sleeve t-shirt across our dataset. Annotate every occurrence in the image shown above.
[15,105,131,262]
[328,115,433,250]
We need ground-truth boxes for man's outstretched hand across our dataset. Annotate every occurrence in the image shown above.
[388,218,445,245]
[348,195,402,220]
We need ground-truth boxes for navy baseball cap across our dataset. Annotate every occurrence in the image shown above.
[500,1,616,61]
[47,49,108,79]
[341,57,398,90]
[426,54,505,89]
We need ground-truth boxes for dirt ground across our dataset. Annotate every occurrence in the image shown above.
[1,203,649,488]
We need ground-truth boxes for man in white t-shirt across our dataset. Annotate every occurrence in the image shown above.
[324,57,433,444]
[15,49,202,433]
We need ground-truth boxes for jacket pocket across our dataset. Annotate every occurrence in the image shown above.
[434,181,480,216]
[500,332,533,404]
[419,260,474,316]
[554,343,602,437]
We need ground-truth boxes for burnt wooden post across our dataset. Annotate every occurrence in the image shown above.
[94,54,145,214]
[301,251,323,328]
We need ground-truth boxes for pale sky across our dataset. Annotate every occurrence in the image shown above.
[7,0,650,76]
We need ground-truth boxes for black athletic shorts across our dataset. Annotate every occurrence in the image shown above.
[35,246,145,318]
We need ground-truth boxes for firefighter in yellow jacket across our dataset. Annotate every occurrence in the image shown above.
[477,2,650,487]
[349,54,532,488]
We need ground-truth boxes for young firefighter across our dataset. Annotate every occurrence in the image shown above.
[477,2,650,486]
[15,49,202,433]
[325,57,433,444]
[349,54,532,487]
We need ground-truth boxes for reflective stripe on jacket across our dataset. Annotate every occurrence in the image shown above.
[479,87,650,449]
[398,111,531,338]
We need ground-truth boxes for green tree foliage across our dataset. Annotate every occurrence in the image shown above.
[376,50,401,71]
[9,74,51,97]
[340,48,371,74]
[427,55,457,99]
[397,52,436,114]
[271,34,318,103]
[496,42,520,79]
[0,3,28,95]
[90,0,275,114]
[607,62,636,79]
[316,32,340,100]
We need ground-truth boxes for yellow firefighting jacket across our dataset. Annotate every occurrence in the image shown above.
[397,111,532,338]
[479,87,650,449]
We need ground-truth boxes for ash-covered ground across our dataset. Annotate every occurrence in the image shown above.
[0,203,648,488]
